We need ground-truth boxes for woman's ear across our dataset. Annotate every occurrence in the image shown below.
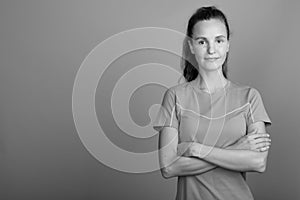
[226,41,230,53]
[187,39,195,54]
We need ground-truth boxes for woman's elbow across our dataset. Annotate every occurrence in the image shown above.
[253,157,267,173]
[161,166,174,179]
[245,151,268,173]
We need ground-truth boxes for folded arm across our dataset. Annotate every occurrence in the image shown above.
[179,121,270,173]
[158,127,217,179]
[159,121,271,179]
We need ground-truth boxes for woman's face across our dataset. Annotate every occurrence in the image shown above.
[188,18,229,73]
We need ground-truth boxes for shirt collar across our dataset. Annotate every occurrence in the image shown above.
[189,75,230,94]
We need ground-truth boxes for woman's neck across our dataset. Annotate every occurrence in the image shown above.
[196,70,228,92]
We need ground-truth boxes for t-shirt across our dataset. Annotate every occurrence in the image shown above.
[153,76,272,200]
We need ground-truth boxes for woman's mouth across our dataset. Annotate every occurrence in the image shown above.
[205,57,219,62]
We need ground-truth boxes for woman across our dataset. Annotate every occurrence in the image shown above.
[153,6,272,200]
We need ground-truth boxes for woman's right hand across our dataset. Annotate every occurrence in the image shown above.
[227,132,271,152]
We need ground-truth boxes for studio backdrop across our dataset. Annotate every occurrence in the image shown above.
[0,0,299,200]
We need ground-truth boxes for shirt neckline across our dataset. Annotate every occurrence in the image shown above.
[189,77,231,95]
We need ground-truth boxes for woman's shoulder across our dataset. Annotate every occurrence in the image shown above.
[166,81,191,94]
[228,80,263,100]
[229,80,255,92]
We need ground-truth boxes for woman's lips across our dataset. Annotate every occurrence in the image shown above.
[205,57,219,61]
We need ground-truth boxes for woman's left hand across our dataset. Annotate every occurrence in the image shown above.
[177,142,202,157]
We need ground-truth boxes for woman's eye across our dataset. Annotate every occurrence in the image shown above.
[198,40,205,45]
[216,39,224,44]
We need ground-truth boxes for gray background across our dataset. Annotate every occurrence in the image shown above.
[1,0,299,199]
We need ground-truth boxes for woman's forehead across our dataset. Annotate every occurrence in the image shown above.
[192,19,227,38]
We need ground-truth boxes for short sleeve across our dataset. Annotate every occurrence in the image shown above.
[152,88,179,132]
[246,88,272,127]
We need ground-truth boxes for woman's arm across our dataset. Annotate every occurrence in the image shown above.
[158,127,217,179]
[179,121,270,172]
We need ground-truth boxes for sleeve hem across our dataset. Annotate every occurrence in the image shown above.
[248,119,272,127]
[153,125,178,132]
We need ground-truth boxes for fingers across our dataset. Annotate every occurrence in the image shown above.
[258,146,270,152]
[252,140,271,152]
[253,135,271,152]
[253,137,271,144]
[247,133,270,140]
[254,141,271,149]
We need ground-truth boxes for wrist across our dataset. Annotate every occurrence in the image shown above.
[191,143,209,158]
[191,143,203,158]
[196,144,217,159]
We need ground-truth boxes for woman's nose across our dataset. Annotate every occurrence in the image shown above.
[207,43,216,54]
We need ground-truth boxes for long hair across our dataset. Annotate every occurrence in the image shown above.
[181,6,230,82]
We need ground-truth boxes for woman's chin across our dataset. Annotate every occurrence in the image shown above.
[201,63,222,72]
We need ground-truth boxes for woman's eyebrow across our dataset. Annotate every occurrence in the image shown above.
[193,35,226,40]
[216,35,226,39]
[193,36,206,40]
